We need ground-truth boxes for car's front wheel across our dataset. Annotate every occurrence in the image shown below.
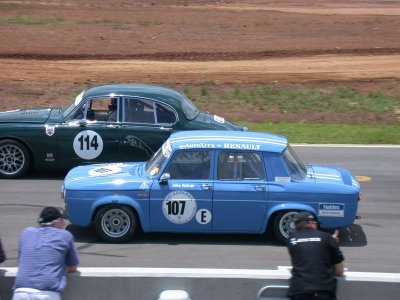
[94,205,138,243]
[272,210,299,243]
[0,139,31,179]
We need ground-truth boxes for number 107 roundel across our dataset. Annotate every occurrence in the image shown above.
[61,130,362,243]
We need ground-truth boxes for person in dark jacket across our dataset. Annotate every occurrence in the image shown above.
[287,211,344,300]
[0,235,6,300]
[0,236,5,263]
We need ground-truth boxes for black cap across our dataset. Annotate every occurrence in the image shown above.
[294,211,317,224]
[37,207,63,224]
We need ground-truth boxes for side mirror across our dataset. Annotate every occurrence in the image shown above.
[78,120,87,127]
[159,173,171,185]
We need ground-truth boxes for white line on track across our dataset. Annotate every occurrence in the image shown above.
[3,267,400,281]
[293,144,400,148]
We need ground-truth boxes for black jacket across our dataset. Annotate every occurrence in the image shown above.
[0,238,6,263]
[287,228,344,296]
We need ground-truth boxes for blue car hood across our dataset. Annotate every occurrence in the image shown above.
[64,162,151,190]
[309,164,359,188]
[0,108,52,123]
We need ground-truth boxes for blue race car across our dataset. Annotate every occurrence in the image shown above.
[61,130,361,243]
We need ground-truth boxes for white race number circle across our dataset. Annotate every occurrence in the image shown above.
[196,209,212,225]
[73,130,104,160]
[162,191,197,224]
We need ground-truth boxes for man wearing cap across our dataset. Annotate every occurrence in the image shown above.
[12,207,80,300]
[286,211,344,300]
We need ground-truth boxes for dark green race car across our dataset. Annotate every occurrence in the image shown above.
[0,83,246,178]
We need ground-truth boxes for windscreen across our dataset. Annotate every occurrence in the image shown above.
[145,139,172,176]
[283,144,307,180]
[181,94,199,120]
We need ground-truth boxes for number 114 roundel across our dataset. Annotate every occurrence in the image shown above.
[73,130,103,160]
[61,130,361,243]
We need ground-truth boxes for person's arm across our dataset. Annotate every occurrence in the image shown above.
[66,265,78,273]
[334,262,344,277]
[328,233,344,276]
[65,233,80,273]
[332,229,340,243]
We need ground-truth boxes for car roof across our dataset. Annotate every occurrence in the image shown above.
[82,83,184,106]
[169,130,288,153]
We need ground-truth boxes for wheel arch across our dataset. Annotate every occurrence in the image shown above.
[0,136,34,154]
[263,203,317,232]
[0,137,35,177]
[90,197,145,231]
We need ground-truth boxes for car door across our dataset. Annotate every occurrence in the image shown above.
[212,151,268,232]
[57,97,121,168]
[118,97,177,162]
[149,150,213,232]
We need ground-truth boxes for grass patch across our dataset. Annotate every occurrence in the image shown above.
[1,17,125,28]
[0,16,65,25]
[240,122,400,144]
[193,85,400,117]
[137,20,163,27]
[175,83,400,144]
[77,19,125,29]
[179,83,400,117]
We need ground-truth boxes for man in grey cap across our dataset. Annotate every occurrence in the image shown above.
[13,206,79,300]
[286,211,344,300]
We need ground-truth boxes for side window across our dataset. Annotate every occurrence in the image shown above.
[123,98,155,124]
[71,98,117,122]
[155,102,176,124]
[165,151,210,180]
[217,151,264,180]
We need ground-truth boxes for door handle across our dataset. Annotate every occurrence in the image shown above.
[201,184,213,190]
[254,185,266,192]
[160,127,173,131]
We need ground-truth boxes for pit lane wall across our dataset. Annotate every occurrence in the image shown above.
[1,268,399,299]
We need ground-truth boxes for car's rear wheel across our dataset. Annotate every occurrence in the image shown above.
[0,140,31,179]
[272,210,299,243]
[94,205,137,243]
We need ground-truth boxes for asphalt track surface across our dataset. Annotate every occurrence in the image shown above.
[0,145,399,273]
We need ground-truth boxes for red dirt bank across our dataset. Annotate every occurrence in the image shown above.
[0,1,399,123]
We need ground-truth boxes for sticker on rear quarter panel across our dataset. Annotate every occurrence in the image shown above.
[214,115,225,123]
[162,191,197,224]
[73,130,104,160]
[318,203,345,217]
